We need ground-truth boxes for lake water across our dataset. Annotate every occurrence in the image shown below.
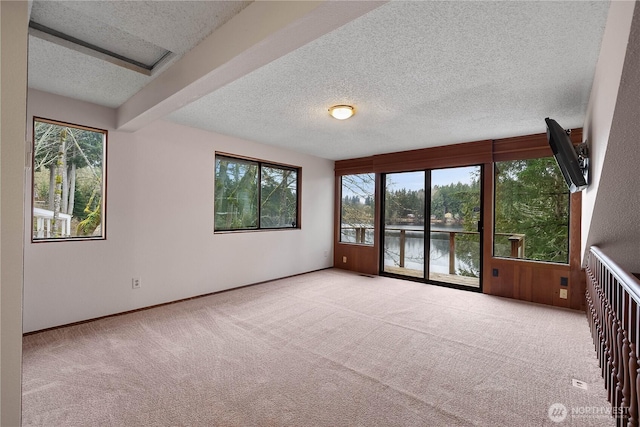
[341,223,480,276]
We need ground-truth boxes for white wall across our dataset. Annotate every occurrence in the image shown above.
[24,89,334,333]
[1,1,28,425]
[582,1,640,272]
[581,0,636,264]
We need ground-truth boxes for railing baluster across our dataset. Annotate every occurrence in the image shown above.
[448,232,455,274]
[629,300,639,426]
[607,272,614,402]
[636,302,640,427]
[615,284,624,413]
[399,229,406,268]
[587,247,640,426]
[621,295,631,426]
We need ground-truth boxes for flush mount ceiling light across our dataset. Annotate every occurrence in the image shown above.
[329,105,355,120]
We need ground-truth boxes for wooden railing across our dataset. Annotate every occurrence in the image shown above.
[386,229,481,273]
[342,226,525,271]
[341,226,373,245]
[586,246,640,425]
[342,226,527,274]
[508,234,526,258]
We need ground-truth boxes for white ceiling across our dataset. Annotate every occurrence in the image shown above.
[27,1,611,160]
[28,0,252,107]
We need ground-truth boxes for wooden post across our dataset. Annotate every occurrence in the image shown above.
[509,236,521,258]
[399,229,406,268]
[449,232,455,274]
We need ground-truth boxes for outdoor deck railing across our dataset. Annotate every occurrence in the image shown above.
[33,207,72,238]
[586,246,640,426]
[342,226,525,272]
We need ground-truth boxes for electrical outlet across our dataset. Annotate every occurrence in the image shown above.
[132,277,141,289]
[559,288,567,299]
[342,256,347,263]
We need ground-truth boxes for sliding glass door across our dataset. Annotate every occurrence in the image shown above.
[381,166,482,290]
[428,166,481,288]
[382,172,426,278]
[382,171,426,278]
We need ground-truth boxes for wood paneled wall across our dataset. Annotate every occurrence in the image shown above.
[334,129,586,311]
[485,250,581,309]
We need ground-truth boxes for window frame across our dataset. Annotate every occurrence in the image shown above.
[214,153,301,233]
[492,157,570,265]
[31,117,108,243]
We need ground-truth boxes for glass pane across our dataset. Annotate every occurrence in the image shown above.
[429,166,480,288]
[260,166,297,228]
[494,158,569,263]
[340,173,375,244]
[32,119,106,240]
[383,171,425,278]
[214,157,259,230]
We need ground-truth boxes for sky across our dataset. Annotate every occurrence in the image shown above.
[342,166,479,199]
[387,166,479,191]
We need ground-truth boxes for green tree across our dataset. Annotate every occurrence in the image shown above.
[341,174,375,243]
[215,158,258,230]
[33,120,104,237]
[494,158,569,263]
[260,166,297,227]
[456,174,481,277]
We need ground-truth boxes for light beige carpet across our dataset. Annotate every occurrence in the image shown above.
[22,269,614,426]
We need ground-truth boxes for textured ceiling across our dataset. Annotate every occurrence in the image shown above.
[29,36,151,108]
[28,0,252,108]
[30,1,169,67]
[168,1,610,160]
[27,1,610,160]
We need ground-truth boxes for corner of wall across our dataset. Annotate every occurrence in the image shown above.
[0,1,28,425]
[581,0,636,265]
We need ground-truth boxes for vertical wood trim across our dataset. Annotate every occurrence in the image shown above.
[374,172,382,272]
[333,173,341,267]
[482,162,494,294]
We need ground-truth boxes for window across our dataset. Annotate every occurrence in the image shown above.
[32,118,107,241]
[340,173,375,245]
[214,155,299,231]
[493,157,569,263]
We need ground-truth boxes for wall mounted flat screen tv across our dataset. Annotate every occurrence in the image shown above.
[545,117,588,193]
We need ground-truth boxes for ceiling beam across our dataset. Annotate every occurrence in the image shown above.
[28,23,166,76]
[116,0,386,132]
